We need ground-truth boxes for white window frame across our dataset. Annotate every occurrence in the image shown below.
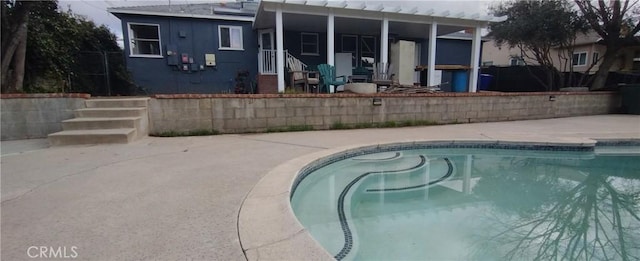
[572,52,588,67]
[509,57,525,66]
[300,32,319,56]
[218,25,244,51]
[127,22,163,58]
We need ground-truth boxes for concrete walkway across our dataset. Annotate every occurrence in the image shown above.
[1,115,639,260]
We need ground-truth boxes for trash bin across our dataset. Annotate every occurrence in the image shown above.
[479,74,493,91]
[620,84,640,114]
[451,70,468,92]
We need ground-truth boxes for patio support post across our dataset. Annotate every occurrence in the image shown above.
[380,17,389,66]
[276,6,285,93]
[468,26,482,92]
[427,22,438,86]
[327,10,335,93]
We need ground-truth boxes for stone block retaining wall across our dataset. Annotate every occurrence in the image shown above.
[1,94,89,140]
[149,92,619,134]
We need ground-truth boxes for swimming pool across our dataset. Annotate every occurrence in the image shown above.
[291,143,640,261]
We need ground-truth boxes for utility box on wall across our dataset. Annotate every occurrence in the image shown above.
[205,54,216,66]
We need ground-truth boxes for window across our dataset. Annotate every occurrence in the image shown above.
[572,52,587,66]
[592,52,599,65]
[301,33,319,55]
[482,61,494,66]
[360,36,376,68]
[218,25,243,50]
[509,57,525,66]
[128,23,162,57]
[341,35,358,67]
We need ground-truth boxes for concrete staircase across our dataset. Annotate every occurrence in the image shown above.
[48,98,150,146]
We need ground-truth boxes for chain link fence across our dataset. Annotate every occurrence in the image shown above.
[70,51,134,96]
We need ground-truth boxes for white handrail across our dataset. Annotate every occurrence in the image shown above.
[259,50,309,75]
[285,50,307,70]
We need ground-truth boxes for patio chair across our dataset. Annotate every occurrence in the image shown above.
[350,66,372,83]
[287,55,319,93]
[372,62,395,90]
[317,64,347,93]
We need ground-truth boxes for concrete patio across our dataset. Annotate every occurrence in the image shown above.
[1,115,639,260]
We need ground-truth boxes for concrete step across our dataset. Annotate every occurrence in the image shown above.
[62,117,140,130]
[48,128,136,146]
[85,98,149,108]
[75,107,147,118]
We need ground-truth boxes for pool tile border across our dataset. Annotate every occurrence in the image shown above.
[237,138,628,261]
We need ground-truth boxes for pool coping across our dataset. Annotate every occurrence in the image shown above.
[237,137,635,260]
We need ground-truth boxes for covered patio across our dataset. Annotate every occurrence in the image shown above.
[253,0,504,93]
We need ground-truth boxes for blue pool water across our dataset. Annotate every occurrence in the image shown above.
[290,145,640,261]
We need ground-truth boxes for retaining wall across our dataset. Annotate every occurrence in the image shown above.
[1,94,89,140]
[149,92,620,134]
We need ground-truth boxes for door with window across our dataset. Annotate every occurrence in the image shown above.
[258,29,275,74]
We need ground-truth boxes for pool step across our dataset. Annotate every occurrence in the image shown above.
[360,158,451,193]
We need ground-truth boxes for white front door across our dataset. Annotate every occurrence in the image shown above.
[259,29,274,51]
[258,29,276,74]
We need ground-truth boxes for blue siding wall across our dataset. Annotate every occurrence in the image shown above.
[284,30,327,70]
[420,38,476,65]
[419,38,484,90]
[120,15,257,94]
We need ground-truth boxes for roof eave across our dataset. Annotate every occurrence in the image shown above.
[107,8,255,22]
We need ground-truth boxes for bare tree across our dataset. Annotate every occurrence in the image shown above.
[575,0,640,90]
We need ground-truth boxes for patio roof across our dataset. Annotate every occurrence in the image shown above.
[255,0,506,35]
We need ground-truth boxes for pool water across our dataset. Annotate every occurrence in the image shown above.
[290,147,640,261]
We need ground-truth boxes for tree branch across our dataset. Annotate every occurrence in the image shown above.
[575,0,608,38]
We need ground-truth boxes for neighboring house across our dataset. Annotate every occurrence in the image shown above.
[482,32,640,73]
[109,0,503,94]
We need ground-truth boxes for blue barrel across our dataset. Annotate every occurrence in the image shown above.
[479,74,493,91]
[451,70,468,92]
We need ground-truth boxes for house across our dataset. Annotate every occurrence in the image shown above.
[482,32,640,73]
[109,0,504,94]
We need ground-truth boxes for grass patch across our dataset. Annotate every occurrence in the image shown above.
[150,120,442,137]
[330,122,354,130]
[378,121,397,128]
[332,120,440,130]
[353,122,374,128]
[397,120,439,127]
[151,129,220,137]
[266,125,314,133]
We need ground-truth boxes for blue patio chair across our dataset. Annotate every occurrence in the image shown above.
[317,64,347,93]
